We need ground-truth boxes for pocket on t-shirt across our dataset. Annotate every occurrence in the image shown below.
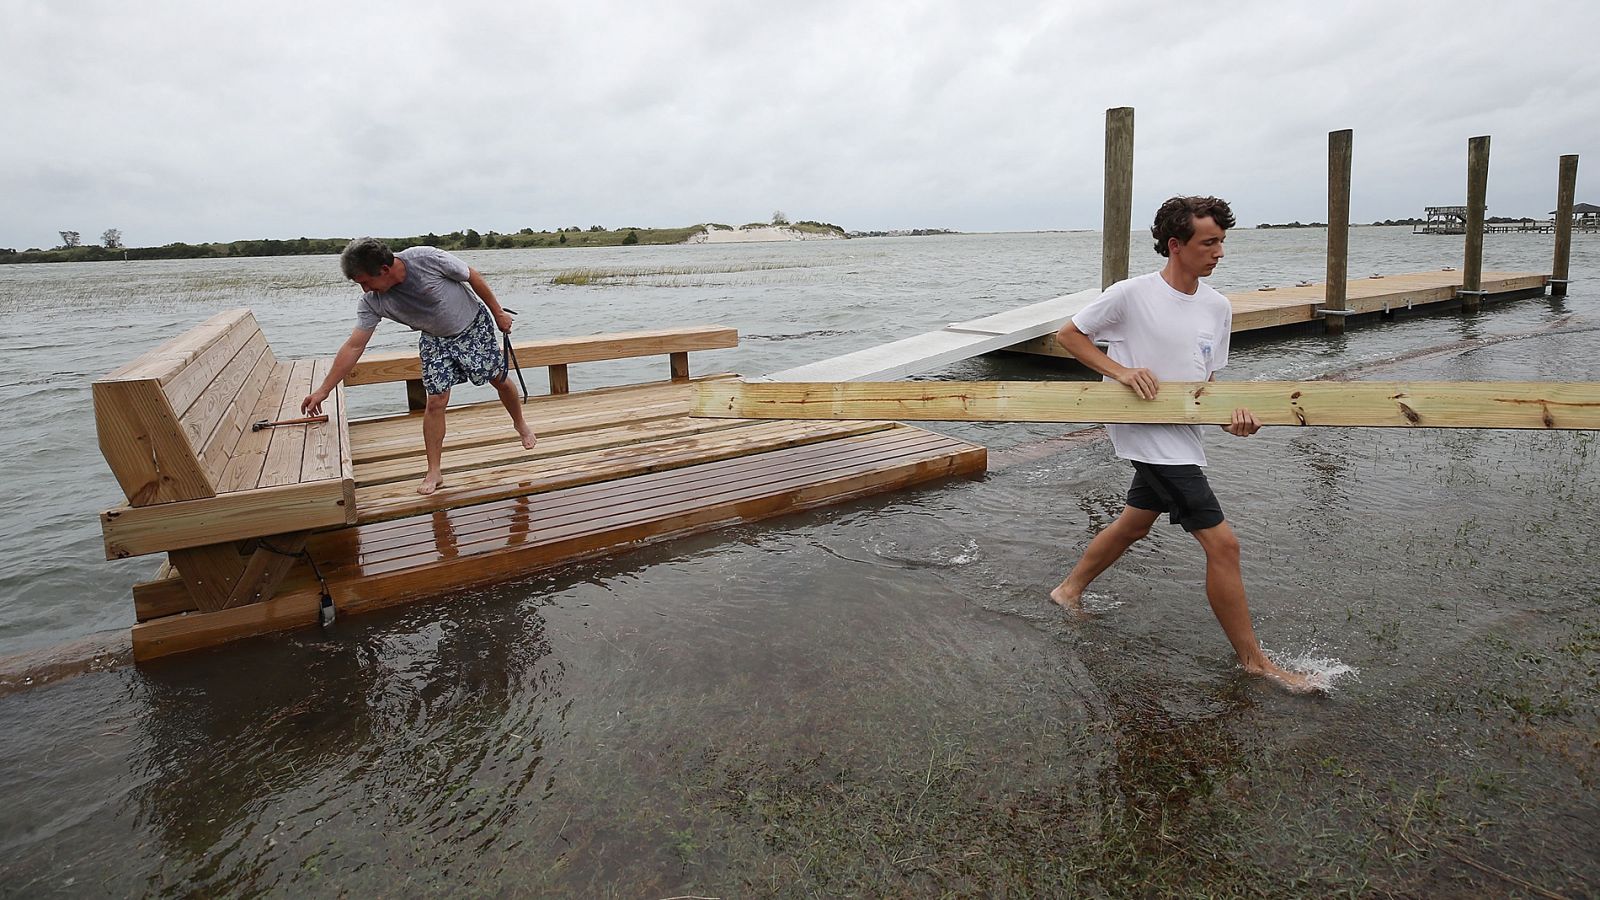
[1195,330,1216,371]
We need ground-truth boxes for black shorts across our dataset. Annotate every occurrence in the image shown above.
[1126,462,1225,532]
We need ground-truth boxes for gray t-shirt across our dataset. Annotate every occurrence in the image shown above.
[355,246,483,337]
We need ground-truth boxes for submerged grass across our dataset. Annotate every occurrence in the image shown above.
[550,262,810,286]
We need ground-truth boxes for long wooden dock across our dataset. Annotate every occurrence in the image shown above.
[96,312,985,660]
[768,270,1548,380]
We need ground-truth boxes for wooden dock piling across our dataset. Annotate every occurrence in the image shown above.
[1553,154,1579,299]
[1102,106,1135,289]
[1324,129,1353,335]
[1462,135,1491,312]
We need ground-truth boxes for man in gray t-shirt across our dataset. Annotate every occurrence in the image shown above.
[303,238,538,496]
[353,245,487,338]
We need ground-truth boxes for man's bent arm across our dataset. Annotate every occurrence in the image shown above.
[302,327,375,415]
[1055,321,1158,400]
[468,268,514,333]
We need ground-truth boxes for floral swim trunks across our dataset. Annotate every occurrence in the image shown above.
[419,306,506,395]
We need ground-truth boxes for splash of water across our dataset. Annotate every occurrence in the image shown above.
[1265,648,1359,692]
[946,540,980,566]
[1076,591,1125,614]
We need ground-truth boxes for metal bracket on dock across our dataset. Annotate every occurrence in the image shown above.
[1456,289,1490,297]
[1548,278,1570,285]
[1312,306,1357,318]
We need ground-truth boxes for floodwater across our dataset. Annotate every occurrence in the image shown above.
[1,229,1596,896]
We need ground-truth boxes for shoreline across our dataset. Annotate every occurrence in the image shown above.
[688,224,845,243]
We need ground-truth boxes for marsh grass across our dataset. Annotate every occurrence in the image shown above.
[550,262,809,286]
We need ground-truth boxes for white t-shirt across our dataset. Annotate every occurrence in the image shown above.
[1070,270,1232,466]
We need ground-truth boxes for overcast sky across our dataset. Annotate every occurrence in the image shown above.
[4,1,1599,249]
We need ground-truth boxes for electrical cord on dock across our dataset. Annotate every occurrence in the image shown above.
[259,540,337,628]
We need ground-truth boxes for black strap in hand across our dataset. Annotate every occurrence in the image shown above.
[503,331,529,402]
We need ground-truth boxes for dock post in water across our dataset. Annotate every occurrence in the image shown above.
[1323,128,1353,335]
[1101,106,1135,289]
[1462,135,1491,312]
[1552,153,1579,299]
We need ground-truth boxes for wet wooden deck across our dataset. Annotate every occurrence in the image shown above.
[126,372,985,659]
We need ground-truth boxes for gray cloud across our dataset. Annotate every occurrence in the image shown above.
[3,0,1598,249]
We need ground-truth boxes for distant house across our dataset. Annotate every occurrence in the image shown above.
[1548,202,1600,230]
[1415,205,1473,234]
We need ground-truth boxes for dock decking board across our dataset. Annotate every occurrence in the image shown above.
[333,432,967,578]
[133,423,971,616]
[334,427,959,568]
[353,415,756,487]
[352,418,900,524]
[348,375,738,463]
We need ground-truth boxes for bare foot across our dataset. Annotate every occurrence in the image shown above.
[518,426,537,450]
[418,471,445,495]
[1049,584,1085,614]
[1242,659,1325,694]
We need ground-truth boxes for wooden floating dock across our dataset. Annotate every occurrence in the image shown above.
[95,310,986,660]
[767,270,1548,381]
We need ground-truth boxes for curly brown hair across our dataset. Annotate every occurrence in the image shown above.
[1151,196,1235,257]
[340,237,395,278]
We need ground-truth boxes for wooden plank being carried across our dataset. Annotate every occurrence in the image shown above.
[693,380,1600,430]
[344,325,738,386]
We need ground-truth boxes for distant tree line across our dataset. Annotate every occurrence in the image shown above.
[847,228,956,237]
[1257,216,1542,229]
[0,224,715,264]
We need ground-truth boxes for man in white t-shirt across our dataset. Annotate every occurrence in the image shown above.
[1050,196,1317,692]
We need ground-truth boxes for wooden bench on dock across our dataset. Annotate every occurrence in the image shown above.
[94,309,356,615]
[98,315,986,661]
